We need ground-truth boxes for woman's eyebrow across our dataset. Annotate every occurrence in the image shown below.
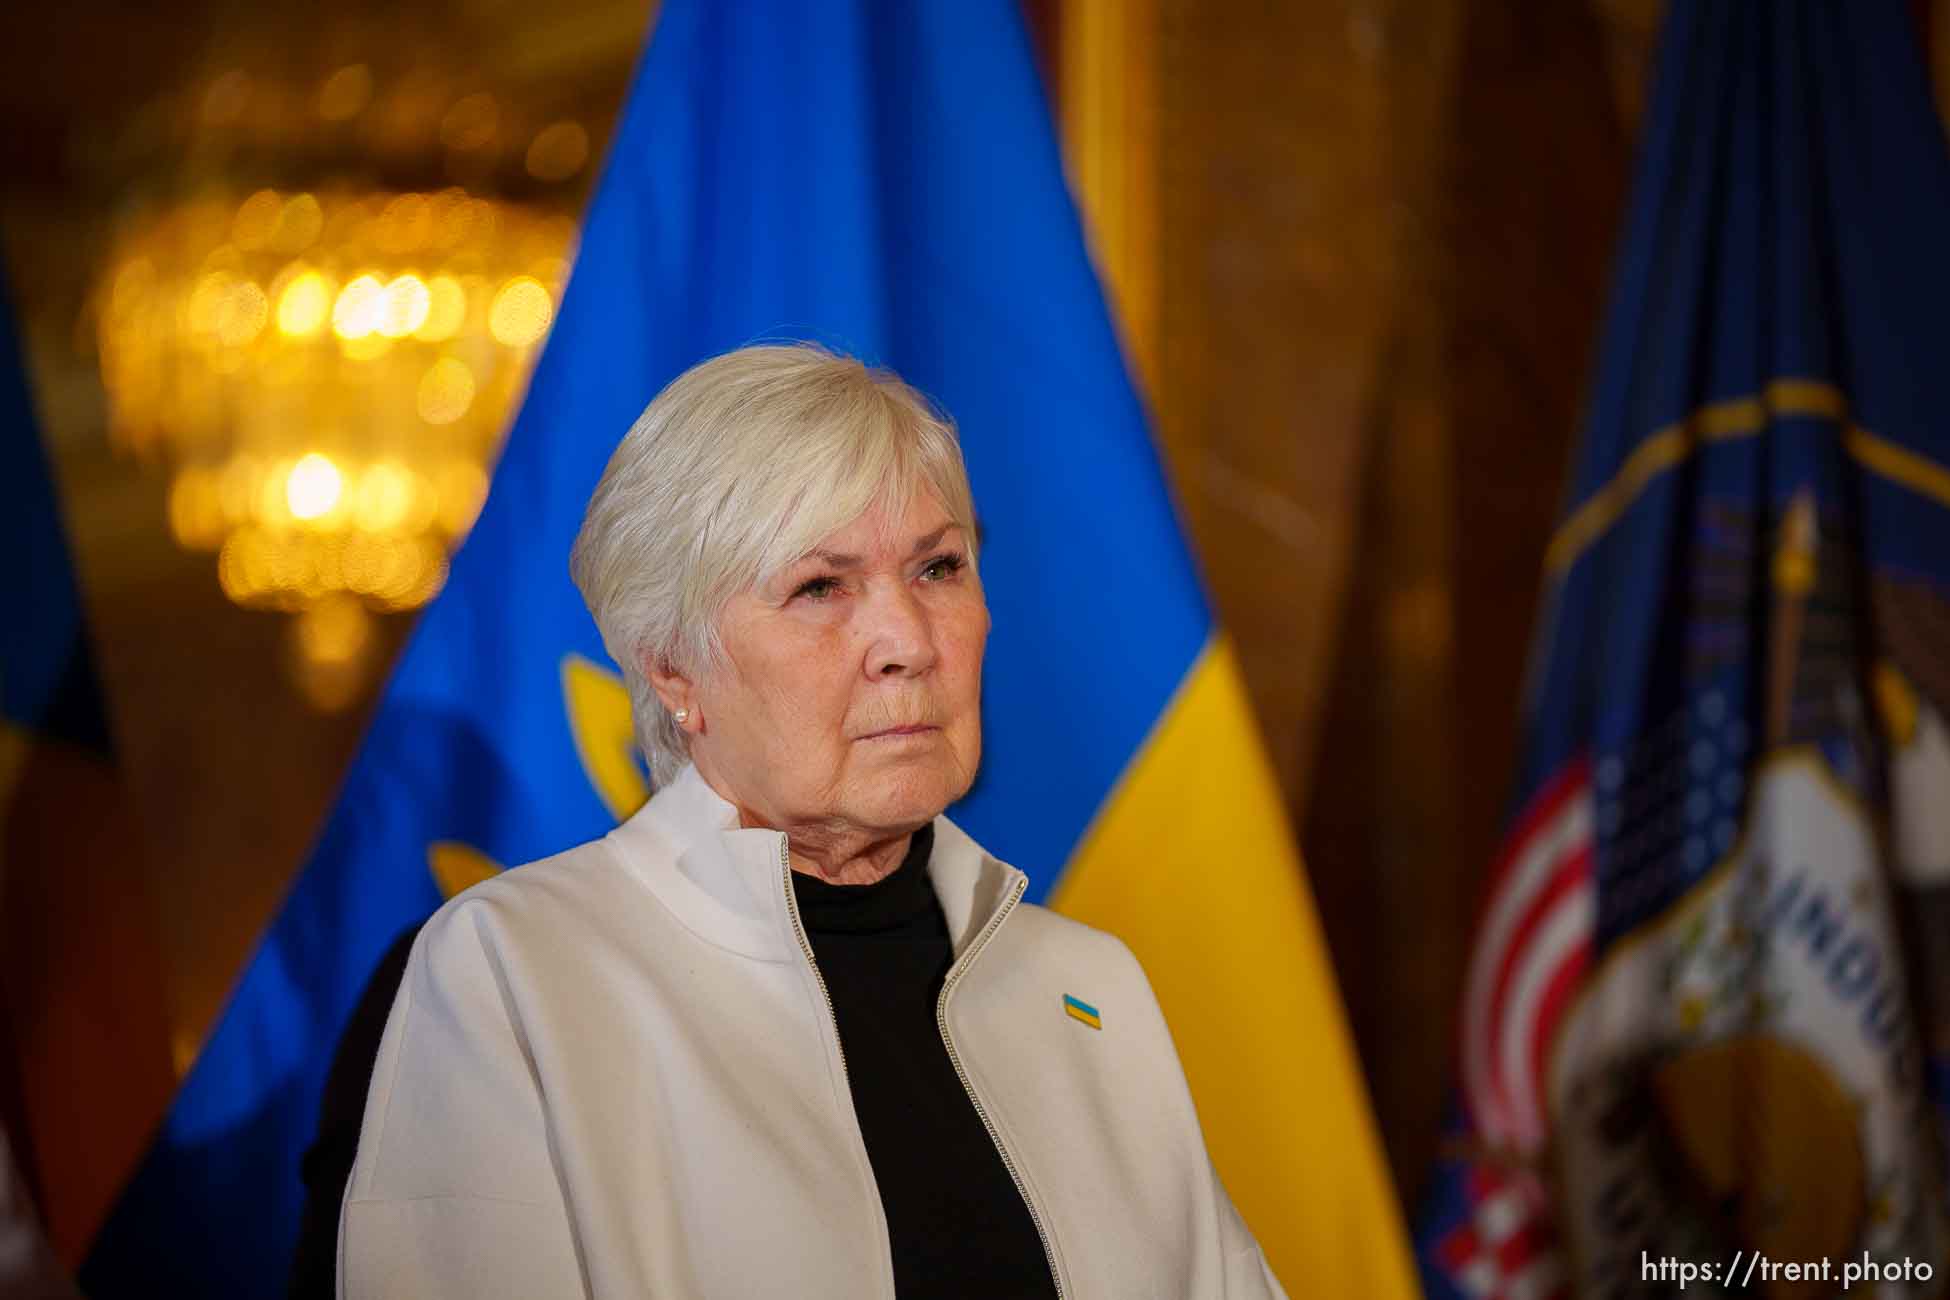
[907,524,955,555]
[801,524,957,570]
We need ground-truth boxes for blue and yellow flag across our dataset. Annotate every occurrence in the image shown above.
[1419,3,1950,1295]
[84,3,1412,1293]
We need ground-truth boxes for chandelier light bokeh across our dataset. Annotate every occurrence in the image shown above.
[95,179,577,707]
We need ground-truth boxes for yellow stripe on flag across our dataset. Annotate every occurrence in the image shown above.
[1050,634,1417,1296]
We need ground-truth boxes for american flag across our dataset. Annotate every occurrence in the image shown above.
[1433,1165,1565,1300]
[1459,756,1594,1156]
[1440,756,1591,1300]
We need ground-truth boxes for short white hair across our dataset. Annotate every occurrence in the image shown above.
[570,343,981,788]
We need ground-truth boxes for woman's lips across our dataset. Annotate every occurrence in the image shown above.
[860,724,939,740]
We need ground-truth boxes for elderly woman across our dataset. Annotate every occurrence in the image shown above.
[337,345,1284,1298]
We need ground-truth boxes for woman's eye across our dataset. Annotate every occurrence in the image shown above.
[793,576,839,600]
[921,553,965,581]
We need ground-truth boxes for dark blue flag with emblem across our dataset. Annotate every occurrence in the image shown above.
[1418,3,1950,1296]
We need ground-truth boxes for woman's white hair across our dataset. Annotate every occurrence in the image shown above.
[570,343,980,788]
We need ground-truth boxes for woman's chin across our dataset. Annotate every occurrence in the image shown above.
[847,757,968,827]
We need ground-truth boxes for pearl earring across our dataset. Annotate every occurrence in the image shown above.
[674,708,690,725]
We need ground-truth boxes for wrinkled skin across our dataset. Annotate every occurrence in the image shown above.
[650,490,989,883]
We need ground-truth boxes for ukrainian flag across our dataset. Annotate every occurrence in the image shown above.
[84,3,1414,1293]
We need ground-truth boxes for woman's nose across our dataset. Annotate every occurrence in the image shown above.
[862,583,937,678]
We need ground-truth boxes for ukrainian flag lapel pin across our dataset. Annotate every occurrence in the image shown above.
[1063,994,1102,1030]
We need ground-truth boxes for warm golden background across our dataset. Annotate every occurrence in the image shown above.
[8,0,1950,1237]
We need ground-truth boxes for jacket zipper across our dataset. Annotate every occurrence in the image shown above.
[780,835,852,1087]
[934,875,1068,1300]
[781,836,900,1297]
[781,837,1065,1297]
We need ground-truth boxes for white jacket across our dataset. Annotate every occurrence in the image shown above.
[339,764,1286,1298]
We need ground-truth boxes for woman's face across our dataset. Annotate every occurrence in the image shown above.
[683,488,988,841]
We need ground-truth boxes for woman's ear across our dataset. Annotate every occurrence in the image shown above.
[646,654,696,722]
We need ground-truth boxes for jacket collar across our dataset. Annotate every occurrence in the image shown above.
[603,763,1025,963]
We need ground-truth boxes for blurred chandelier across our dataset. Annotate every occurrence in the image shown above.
[95,182,576,705]
[98,186,571,611]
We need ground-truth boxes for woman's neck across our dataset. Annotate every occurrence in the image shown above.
[696,761,921,884]
[738,806,915,885]
[787,833,914,885]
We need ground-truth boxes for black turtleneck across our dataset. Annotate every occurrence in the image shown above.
[791,824,1059,1299]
